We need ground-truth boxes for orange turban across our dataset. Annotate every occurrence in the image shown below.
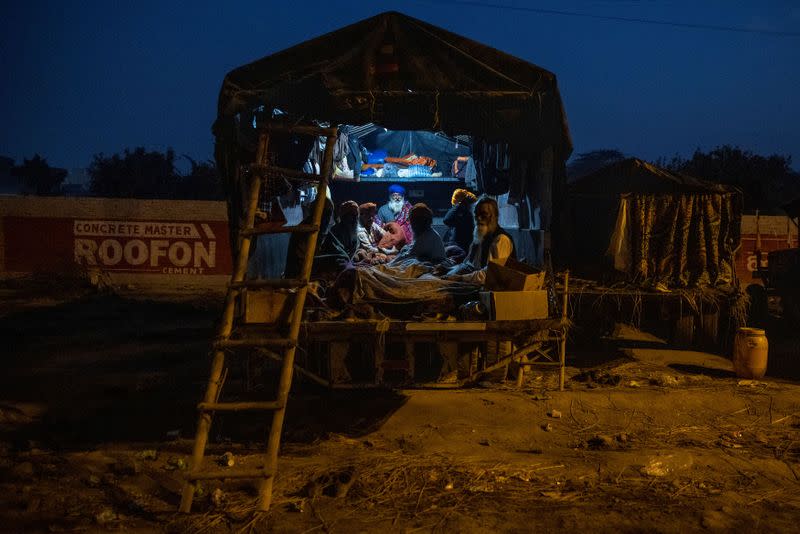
[451,188,477,206]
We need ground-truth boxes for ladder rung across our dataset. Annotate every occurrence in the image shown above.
[241,224,319,236]
[259,123,337,137]
[216,338,296,350]
[198,401,283,412]
[230,279,308,290]
[250,165,322,183]
[185,468,274,481]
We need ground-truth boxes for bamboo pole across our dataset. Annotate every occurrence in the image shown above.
[256,348,331,388]
[185,467,274,481]
[516,361,525,389]
[259,123,337,137]
[251,164,325,183]
[240,223,320,236]
[197,401,283,412]
[559,270,569,391]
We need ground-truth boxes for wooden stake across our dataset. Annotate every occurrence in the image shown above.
[559,270,569,391]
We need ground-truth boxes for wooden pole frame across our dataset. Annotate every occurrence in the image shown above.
[559,270,569,391]
[511,270,569,391]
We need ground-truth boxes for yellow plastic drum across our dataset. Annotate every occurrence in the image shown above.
[733,327,769,379]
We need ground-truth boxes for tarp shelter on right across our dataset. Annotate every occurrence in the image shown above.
[565,158,742,288]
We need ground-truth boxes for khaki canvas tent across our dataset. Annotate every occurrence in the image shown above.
[566,158,742,288]
[212,11,572,259]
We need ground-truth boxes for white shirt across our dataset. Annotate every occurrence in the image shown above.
[450,234,514,284]
[357,222,385,252]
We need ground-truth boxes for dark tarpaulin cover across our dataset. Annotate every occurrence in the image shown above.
[569,158,734,195]
[568,159,742,288]
[618,193,741,287]
[349,128,471,175]
[782,196,800,219]
[215,11,571,155]
[214,11,572,261]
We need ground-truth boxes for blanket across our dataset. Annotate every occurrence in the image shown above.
[350,259,480,312]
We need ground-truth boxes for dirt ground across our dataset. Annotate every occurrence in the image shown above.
[2,282,800,533]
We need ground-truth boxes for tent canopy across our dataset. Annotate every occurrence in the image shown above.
[215,11,571,155]
[569,158,736,195]
[566,158,742,288]
[782,196,800,219]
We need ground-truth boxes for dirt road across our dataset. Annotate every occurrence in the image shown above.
[1,289,799,533]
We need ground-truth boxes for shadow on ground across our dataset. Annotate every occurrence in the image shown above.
[570,319,800,383]
[667,363,737,379]
[0,294,408,450]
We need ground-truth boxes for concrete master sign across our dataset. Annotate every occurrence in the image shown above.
[0,197,232,288]
[72,219,222,274]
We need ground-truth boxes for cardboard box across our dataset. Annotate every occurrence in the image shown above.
[240,289,294,324]
[485,257,545,291]
[479,290,549,320]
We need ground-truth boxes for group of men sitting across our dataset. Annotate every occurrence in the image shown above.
[284,183,516,288]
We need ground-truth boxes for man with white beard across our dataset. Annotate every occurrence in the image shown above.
[376,184,413,244]
[438,196,516,383]
[444,196,515,284]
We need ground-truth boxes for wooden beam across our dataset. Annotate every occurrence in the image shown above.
[185,468,274,481]
[197,401,283,412]
[258,123,338,137]
[406,322,486,331]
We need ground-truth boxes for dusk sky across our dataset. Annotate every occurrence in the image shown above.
[2,0,799,171]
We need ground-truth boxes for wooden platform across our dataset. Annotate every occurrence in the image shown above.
[299,318,566,337]
[290,318,568,388]
[229,273,571,390]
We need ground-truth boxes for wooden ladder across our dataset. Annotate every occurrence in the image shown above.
[179,123,338,513]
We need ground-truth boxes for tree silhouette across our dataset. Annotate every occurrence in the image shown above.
[88,147,179,198]
[11,154,67,195]
[659,145,798,211]
[177,157,225,200]
[88,148,226,200]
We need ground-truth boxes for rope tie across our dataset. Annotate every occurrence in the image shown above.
[369,90,376,121]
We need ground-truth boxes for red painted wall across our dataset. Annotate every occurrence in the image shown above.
[1,197,232,288]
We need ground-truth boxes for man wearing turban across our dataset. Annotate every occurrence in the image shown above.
[376,183,413,244]
[442,188,477,255]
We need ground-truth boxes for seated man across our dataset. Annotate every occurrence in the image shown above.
[445,196,515,284]
[389,203,446,266]
[356,202,387,256]
[315,200,360,275]
[442,188,477,254]
[376,184,413,244]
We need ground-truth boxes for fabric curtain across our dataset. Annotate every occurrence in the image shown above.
[618,193,740,287]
